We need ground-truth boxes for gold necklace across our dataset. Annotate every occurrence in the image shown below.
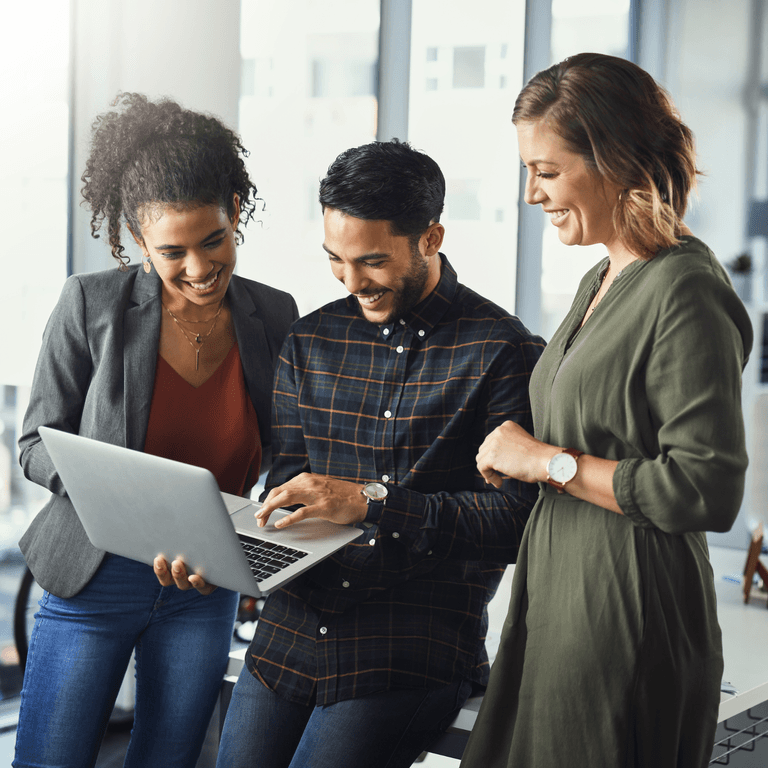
[163,301,224,371]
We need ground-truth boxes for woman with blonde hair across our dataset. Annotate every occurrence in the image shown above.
[461,53,751,768]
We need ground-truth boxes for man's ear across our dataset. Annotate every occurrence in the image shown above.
[422,222,445,256]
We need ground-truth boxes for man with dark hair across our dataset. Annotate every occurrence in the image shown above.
[216,140,545,768]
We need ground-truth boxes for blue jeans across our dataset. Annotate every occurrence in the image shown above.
[13,554,238,768]
[217,665,472,768]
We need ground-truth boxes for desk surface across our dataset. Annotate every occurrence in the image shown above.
[225,544,768,730]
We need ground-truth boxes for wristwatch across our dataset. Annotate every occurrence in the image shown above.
[361,482,388,504]
[545,448,583,493]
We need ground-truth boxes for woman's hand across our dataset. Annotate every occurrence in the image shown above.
[153,555,217,596]
[477,420,557,487]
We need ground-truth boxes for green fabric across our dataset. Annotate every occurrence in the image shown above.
[461,237,752,768]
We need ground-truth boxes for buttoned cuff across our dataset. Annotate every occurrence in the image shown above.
[364,483,427,539]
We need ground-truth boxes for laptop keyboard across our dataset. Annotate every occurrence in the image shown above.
[238,534,309,583]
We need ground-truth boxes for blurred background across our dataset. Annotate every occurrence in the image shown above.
[0,0,765,732]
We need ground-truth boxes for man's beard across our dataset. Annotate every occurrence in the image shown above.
[356,244,430,325]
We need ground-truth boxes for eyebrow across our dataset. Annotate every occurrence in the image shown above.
[322,244,391,262]
[521,157,557,166]
[155,228,227,251]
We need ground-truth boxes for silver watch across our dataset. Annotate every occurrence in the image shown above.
[361,482,388,503]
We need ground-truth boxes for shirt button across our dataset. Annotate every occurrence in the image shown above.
[342,581,350,588]
[369,538,376,546]
[418,329,425,337]
[399,319,406,325]
[392,532,400,539]
[319,626,328,635]
[382,328,390,336]
[384,409,392,418]
[396,345,404,353]
[427,550,433,555]
[381,474,390,482]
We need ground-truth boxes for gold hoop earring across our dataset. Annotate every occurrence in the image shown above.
[143,256,152,274]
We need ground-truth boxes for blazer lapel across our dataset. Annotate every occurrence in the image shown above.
[228,276,274,448]
[124,268,162,451]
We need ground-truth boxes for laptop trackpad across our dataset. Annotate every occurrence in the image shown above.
[221,492,256,515]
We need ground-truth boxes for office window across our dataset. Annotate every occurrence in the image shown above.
[540,0,631,341]
[238,0,379,316]
[453,46,486,88]
[409,0,526,315]
[0,0,70,699]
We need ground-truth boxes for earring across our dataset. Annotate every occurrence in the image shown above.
[143,256,152,274]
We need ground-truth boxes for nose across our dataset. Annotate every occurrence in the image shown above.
[183,250,215,279]
[335,262,368,295]
[523,172,546,207]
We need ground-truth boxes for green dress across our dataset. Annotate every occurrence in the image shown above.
[460,237,752,768]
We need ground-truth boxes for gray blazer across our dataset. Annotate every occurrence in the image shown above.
[18,265,298,598]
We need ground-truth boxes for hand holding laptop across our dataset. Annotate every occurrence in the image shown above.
[154,555,217,595]
[256,472,369,529]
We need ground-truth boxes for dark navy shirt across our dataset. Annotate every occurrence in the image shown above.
[246,255,545,706]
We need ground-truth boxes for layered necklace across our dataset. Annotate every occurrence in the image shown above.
[163,300,224,371]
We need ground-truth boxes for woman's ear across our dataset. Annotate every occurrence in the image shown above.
[126,223,146,252]
[231,193,241,228]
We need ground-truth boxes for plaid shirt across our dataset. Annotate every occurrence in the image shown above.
[246,255,545,706]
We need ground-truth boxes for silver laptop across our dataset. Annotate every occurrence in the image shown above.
[38,427,361,597]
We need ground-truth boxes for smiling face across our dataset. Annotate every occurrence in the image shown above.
[323,207,444,325]
[134,198,240,315]
[517,120,622,251]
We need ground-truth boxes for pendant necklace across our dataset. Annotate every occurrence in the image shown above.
[164,301,224,371]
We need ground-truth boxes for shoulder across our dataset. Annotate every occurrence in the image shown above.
[63,264,139,296]
[644,236,752,356]
[53,266,141,320]
[287,296,354,333]
[230,273,296,309]
[450,281,545,348]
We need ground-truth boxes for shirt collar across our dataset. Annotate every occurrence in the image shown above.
[377,253,457,341]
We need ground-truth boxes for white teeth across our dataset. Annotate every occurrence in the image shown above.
[187,273,218,291]
[550,209,569,224]
[357,291,384,305]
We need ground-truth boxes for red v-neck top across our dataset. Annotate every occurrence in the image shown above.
[143,343,262,496]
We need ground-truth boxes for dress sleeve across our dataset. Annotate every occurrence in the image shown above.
[18,276,92,496]
[613,264,751,534]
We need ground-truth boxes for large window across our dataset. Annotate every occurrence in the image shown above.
[539,0,631,340]
[408,0,527,314]
[237,0,380,316]
[0,1,70,701]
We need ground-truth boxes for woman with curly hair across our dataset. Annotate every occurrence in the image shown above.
[461,54,751,768]
[14,93,298,767]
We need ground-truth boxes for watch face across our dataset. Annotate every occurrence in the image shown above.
[364,482,388,501]
[547,452,578,484]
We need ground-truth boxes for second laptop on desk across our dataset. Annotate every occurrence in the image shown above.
[38,427,361,597]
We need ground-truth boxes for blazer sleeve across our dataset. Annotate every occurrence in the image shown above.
[18,276,93,496]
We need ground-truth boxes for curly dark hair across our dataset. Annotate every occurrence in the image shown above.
[81,92,259,268]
